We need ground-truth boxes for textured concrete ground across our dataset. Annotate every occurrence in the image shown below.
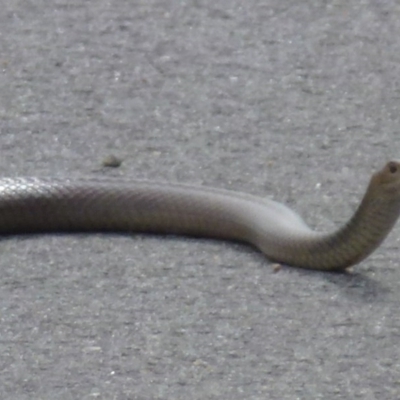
[1,1,400,399]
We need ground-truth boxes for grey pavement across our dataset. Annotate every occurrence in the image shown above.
[0,1,400,399]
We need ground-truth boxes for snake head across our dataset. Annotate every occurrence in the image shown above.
[372,161,400,197]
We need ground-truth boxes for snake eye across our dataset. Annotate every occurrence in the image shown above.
[389,162,398,174]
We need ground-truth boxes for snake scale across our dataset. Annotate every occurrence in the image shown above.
[0,161,399,271]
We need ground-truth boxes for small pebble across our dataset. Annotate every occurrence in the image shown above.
[102,155,123,168]
[272,263,282,273]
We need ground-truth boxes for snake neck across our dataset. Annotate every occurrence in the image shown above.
[304,182,400,270]
[252,179,400,271]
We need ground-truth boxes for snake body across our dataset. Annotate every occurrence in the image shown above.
[1,161,400,271]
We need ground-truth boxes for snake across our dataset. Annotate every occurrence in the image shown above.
[0,160,399,271]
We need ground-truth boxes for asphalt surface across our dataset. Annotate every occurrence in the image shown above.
[1,1,400,399]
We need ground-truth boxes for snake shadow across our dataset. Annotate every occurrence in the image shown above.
[289,264,391,303]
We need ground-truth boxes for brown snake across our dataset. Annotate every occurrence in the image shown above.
[0,161,399,271]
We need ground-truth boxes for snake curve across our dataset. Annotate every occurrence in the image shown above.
[0,161,400,271]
